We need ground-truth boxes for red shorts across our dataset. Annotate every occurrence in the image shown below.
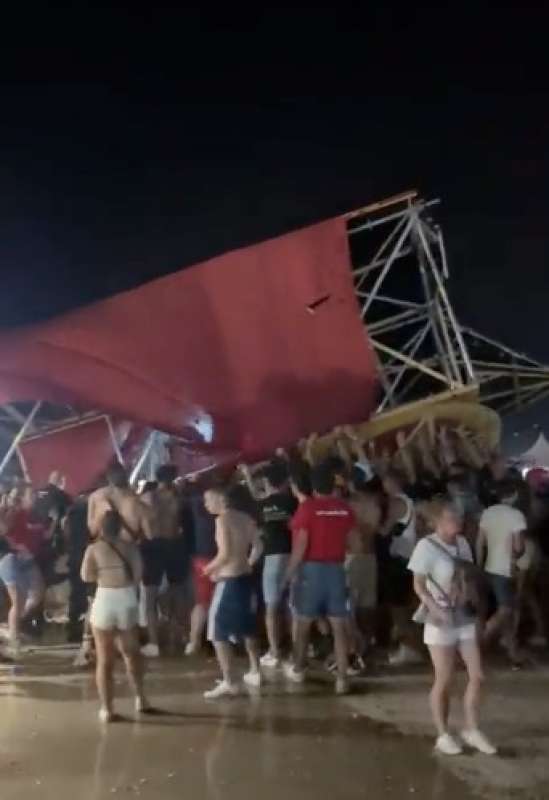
[192,557,215,607]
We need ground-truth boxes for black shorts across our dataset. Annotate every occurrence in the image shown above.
[141,537,189,587]
[378,556,413,607]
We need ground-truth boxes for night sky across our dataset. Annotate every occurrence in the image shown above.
[2,6,548,365]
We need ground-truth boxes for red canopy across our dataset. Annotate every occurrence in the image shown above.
[0,217,377,459]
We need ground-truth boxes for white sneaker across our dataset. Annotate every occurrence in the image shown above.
[461,729,497,755]
[203,680,240,700]
[243,670,262,689]
[435,733,463,756]
[389,644,422,666]
[7,641,21,661]
[184,641,199,656]
[347,655,366,676]
[98,708,113,724]
[335,678,349,696]
[135,697,152,714]
[141,643,160,658]
[73,649,90,668]
[260,652,281,668]
[283,662,305,684]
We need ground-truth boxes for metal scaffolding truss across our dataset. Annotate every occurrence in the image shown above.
[460,327,549,415]
[347,191,476,411]
[0,190,548,484]
[345,190,549,415]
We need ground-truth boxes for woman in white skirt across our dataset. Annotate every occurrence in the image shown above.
[81,509,149,722]
[408,499,496,756]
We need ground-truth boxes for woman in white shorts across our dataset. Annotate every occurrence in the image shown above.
[408,499,496,757]
[81,509,150,722]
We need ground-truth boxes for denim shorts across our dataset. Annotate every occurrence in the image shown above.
[262,553,290,607]
[207,575,257,642]
[293,561,347,619]
[486,572,516,608]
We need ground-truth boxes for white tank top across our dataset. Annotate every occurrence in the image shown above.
[389,493,417,560]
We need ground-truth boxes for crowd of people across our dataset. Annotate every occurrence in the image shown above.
[1,423,549,756]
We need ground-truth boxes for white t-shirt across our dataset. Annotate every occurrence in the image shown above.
[408,534,472,608]
[479,504,526,578]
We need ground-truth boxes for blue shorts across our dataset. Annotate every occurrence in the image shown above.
[293,562,348,619]
[486,572,516,608]
[262,554,290,607]
[0,553,42,599]
[207,575,257,642]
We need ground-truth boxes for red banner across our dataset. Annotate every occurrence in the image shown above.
[0,218,377,459]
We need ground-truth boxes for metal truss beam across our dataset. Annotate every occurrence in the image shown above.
[348,192,549,418]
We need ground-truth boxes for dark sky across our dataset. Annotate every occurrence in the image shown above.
[2,6,548,361]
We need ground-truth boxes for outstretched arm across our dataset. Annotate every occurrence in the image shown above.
[239,464,268,501]
[394,430,417,486]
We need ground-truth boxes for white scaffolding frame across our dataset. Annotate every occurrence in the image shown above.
[346,191,549,415]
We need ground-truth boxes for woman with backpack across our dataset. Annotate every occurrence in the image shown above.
[408,499,497,756]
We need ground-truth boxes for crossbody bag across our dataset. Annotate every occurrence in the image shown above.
[412,536,477,628]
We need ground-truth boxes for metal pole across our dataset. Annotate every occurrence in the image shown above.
[129,431,156,486]
[16,447,30,482]
[436,225,449,279]
[353,246,413,278]
[377,322,432,411]
[461,327,545,367]
[105,416,125,465]
[368,308,428,336]
[348,199,440,235]
[414,217,462,383]
[354,216,409,291]
[344,189,418,221]
[415,224,456,384]
[370,338,451,385]
[354,292,423,309]
[0,401,41,479]
[415,221,475,382]
[362,215,415,316]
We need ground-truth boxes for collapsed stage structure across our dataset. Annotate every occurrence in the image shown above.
[0,190,547,492]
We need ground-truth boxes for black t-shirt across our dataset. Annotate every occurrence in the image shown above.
[34,484,71,523]
[187,495,217,559]
[260,492,297,556]
[66,498,90,574]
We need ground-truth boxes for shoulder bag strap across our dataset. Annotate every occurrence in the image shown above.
[106,496,140,541]
[100,538,134,583]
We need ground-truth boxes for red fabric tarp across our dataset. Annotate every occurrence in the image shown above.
[0,218,377,459]
[18,417,138,495]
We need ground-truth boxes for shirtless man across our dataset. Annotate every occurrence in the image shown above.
[346,480,382,657]
[80,464,151,666]
[87,464,152,543]
[140,465,188,657]
[202,486,264,699]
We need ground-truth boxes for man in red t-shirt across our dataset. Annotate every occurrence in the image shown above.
[283,463,356,694]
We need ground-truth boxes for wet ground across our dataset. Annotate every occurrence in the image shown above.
[1,645,547,800]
